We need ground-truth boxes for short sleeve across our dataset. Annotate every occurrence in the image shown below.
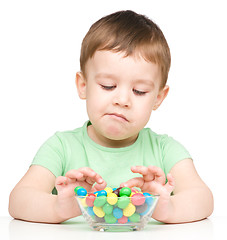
[31,133,65,177]
[160,135,192,174]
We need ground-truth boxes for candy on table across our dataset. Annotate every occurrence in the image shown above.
[75,186,154,224]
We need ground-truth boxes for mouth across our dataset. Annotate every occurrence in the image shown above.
[105,113,129,122]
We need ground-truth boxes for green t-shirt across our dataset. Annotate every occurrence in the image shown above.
[32,121,191,188]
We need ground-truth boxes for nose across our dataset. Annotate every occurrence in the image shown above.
[113,88,131,108]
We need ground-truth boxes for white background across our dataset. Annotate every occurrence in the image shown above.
[0,0,226,218]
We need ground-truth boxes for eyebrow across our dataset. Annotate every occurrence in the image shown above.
[133,79,155,88]
[95,73,117,80]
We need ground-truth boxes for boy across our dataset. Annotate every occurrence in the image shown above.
[9,10,213,224]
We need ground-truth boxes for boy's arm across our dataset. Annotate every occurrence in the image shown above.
[121,159,214,223]
[9,165,106,223]
[8,165,76,223]
[164,158,214,223]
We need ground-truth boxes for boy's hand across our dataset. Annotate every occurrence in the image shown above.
[54,167,107,220]
[120,165,175,222]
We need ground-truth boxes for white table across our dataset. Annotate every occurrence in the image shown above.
[0,215,226,240]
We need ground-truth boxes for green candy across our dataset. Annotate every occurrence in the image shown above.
[129,213,140,223]
[104,214,117,224]
[119,187,131,197]
[74,186,83,195]
[94,196,107,207]
[103,203,113,214]
[117,195,130,209]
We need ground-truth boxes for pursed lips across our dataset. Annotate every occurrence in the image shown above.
[105,113,129,122]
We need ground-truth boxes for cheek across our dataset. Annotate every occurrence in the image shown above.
[133,98,154,121]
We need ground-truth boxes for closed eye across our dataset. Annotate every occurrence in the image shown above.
[133,89,147,96]
[100,84,116,90]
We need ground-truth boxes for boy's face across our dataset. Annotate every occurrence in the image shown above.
[76,50,169,147]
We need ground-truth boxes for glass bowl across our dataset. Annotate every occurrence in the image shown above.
[75,193,159,232]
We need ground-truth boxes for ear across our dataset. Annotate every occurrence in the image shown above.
[153,85,169,110]
[75,72,87,99]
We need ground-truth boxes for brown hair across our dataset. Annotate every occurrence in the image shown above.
[80,10,171,89]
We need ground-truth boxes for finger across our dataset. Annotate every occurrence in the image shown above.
[65,169,84,180]
[77,168,103,184]
[121,177,144,189]
[55,176,68,186]
[148,166,166,184]
[66,168,104,186]
[131,166,149,175]
[131,166,156,182]
[84,175,103,185]
[164,173,175,193]
[92,180,107,192]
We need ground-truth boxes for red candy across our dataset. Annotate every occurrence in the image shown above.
[118,215,128,224]
[131,193,145,206]
[86,193,96,207]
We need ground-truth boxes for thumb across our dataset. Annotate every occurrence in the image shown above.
[164,173,175,194]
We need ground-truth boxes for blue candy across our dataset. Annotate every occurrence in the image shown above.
[113,207,123,219]
[77,188,87,196]
[87,207,95,216]
[143,192,153,205]
[97,190,107,197]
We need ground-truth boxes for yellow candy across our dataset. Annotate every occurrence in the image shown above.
[123,203,136,217]
[93,206,105,218]
[105,187,113,195]
[80,197,88,207]
[107,193,118,205]
[130,192,136,197]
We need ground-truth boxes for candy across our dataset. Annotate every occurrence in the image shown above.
[74,186,83,195]
[118,215,128,224]
[131,193,145,206]
[107,192,118,205]
[119,187,131,197]
[86,193,96,207]
[113,207,123,219]
[123,203,136,217]
[117,195,130,209]
[79,197,87,207]
[97,190,107,197]
[93,206,105,218]
[143,192,153,205]
[94,196,107,207]
[104,187,113,195]
[129,213,140,223]
[94,215,105,222]
[113,187,122,196]
[76,187,87,196]
[87,207,95,216]
[136,202,148,214]
[102,203,113,215]
[104,214,117,224]
[75,186,155,225]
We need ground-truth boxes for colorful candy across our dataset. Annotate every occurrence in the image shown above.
[107,192,118,205]
[131,193,145,206]
[119,187,131,197]
[86,193,96,207]
[94,195,107,207]
[75,186,155,225]
[123,203,136,217]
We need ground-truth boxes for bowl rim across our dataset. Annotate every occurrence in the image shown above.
[76,193,160,197]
